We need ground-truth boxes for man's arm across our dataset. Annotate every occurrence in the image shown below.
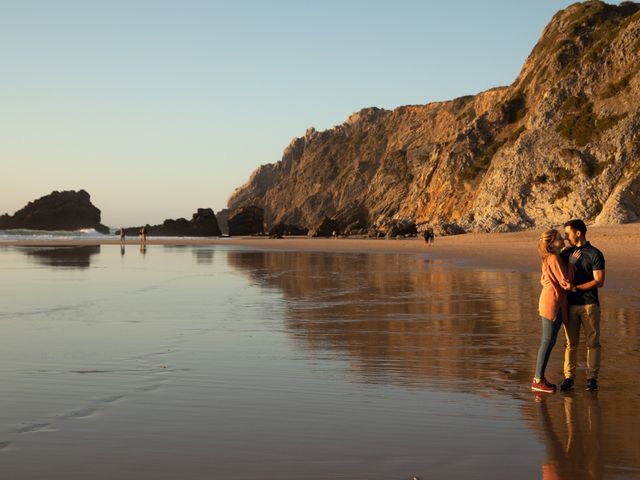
[576,269,605,290]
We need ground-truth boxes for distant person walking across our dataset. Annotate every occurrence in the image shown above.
[532,229,580,393]
[422,228,434,246]
[559,219,605,392]
[120,228,125,243]
[139,226,147,243]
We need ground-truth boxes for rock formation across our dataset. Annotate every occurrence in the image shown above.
[227,1,640,234]
[0,190,109,233]
[215,208,231,235]
[120,208,221,237]
[227,205,264,236]
[308,217,340,238]
[268,222,309,237]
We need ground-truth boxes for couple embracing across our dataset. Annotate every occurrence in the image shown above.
[532,219,605,393]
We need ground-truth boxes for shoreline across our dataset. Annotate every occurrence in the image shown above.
[2,223,639,297]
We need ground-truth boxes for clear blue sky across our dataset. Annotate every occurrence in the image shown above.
[1,0,584,227]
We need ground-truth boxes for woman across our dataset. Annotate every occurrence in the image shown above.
[532,229,580,393]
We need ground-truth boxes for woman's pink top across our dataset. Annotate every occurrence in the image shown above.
[539,254,575,323]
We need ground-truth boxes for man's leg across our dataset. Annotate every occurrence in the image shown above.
[563,306,583,380]
[583,304,601,380]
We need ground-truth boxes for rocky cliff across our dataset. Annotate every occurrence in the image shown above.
[227,1,640,234]
[0,190,109,233]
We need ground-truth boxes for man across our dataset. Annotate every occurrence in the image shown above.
[560,219,605,392]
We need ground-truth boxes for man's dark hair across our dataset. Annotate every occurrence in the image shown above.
[564,219,587,235]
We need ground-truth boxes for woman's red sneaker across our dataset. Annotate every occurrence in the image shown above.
[532,379,555,393]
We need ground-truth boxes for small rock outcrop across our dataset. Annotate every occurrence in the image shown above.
[227,206,264,236]
[268,222,309,237]
[0,190,109,233]
[120,208,221,237]
[215,208,231,235]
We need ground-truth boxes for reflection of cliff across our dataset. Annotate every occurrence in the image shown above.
[226,250,543,387]
[522,393,640,480]
[226,249,640,475]
[21,246,101,268]
[227,250,640,389]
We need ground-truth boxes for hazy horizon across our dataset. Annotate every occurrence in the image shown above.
[1,0,593,227]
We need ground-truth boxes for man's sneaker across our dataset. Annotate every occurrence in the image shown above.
[560,377,574,392]
[532,379,555,393]
[586,378,598,391]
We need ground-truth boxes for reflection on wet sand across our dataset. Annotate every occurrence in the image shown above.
[20,246,101,268]
[192,247,215,264]
[525,392,640,479]
[226,250,640,477]
[226,250,543,388]
[226,251,640,391]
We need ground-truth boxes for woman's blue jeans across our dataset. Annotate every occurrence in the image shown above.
[534,312,563,379]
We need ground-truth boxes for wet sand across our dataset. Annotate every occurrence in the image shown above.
[1,242,639,479]
[3,222,639,296]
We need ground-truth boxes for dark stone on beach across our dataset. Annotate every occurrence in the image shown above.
[121,208,221,237]
[0,190,109,233]
[368,217,417,238]
[190,208,222,236]
[227,205,264,236]
[335,204,369,235]
[268,222,309,237]
[435,222,466,236]
[309,217,340,237]
[215,208,230,235]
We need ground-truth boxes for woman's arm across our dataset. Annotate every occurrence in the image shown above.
[548,255,573,290]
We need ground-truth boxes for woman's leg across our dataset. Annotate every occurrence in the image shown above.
[535,313,563,379]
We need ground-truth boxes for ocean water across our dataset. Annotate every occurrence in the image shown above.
[0,228,112,241]
[0,245,639,479]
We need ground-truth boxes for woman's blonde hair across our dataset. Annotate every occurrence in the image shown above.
[538,229,558,259]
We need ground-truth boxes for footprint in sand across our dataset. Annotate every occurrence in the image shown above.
[136,382,164,392]
[98,394,125,404]
[17,423,57,434]
[64,407,100,419]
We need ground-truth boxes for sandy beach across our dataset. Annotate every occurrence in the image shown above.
[3,223,639,297]
[2,228,640,479]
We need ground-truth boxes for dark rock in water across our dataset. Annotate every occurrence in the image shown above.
[268,221,309,237]
[227,205,264,236]
[0,190,109,233]
[309,217,339,237]
[120,208,221,237]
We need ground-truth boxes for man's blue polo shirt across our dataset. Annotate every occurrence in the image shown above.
[561,242,605,306]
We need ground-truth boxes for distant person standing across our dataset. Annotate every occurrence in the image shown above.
[120,228,125,243]
[139,226,147,243]
[423,228,434,246]
[560,219,605,392]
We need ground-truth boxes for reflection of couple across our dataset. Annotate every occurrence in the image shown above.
[536,394,603,480]
[532,219,605,393]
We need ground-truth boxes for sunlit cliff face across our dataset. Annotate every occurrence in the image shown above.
[228,2,640,234]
